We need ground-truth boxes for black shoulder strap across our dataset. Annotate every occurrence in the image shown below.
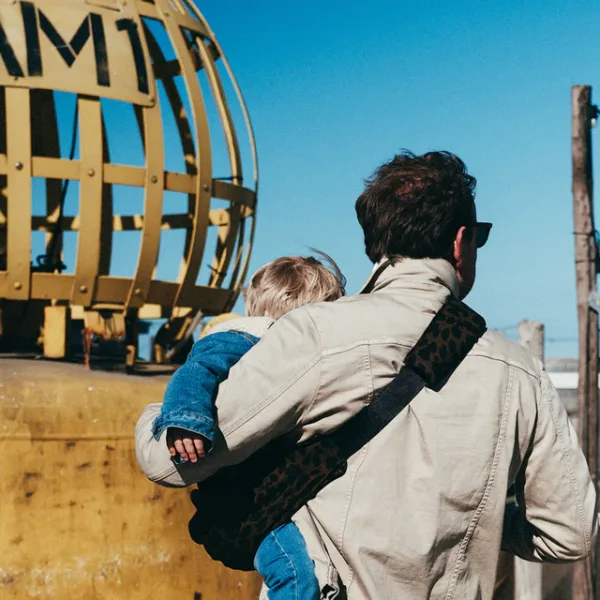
[333,298,486,459]
[359,260,392,294]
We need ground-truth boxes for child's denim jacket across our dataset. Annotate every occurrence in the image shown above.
[151,317,273,449]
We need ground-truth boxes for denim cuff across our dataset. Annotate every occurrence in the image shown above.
[151,411,215,445]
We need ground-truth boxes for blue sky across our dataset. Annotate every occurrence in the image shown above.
[190,0,600,358]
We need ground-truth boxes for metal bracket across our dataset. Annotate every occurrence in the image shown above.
[591,104,599,128]
[588,291,600,312]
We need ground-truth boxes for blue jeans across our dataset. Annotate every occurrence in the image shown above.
[255,522,320,600]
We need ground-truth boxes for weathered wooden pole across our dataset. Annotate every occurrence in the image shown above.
[572,84,598,600]
[513,321,544,600]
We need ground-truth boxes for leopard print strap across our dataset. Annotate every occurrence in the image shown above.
[405,297,486,390]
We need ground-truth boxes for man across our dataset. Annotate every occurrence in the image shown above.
[137,151,597,599]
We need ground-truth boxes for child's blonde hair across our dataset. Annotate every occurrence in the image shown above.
[245,250,346,319]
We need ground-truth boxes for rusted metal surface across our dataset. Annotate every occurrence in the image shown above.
[0,358,263,598]
[0,0,258,363]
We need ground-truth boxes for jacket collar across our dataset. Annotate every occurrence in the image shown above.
[358,257,460,299]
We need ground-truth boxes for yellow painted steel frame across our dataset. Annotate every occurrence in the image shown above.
[0,0,258,329]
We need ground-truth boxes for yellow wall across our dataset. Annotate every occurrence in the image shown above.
[0,359,262,599]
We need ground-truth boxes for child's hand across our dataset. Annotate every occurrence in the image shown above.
[166,427,206,463]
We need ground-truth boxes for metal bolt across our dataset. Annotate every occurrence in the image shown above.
[163,11,170,16]
[87,168,95,177]
[79,285,88,293]
[15,162,23,171]
[13,281,21,290]
[134,288,142,296]
[150,175,158,184]
[202,184,210,192]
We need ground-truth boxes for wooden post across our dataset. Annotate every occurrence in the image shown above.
[513,321,544,600]
[572,84,598,600]
[518,320,544,364]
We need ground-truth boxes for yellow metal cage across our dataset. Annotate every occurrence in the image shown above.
[0,0,257,365]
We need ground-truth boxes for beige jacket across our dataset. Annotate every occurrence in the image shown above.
[136,258,597,600]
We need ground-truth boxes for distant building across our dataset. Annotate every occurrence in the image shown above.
[546,358,580,423]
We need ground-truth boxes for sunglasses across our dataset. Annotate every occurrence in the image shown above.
[474,222,492,248]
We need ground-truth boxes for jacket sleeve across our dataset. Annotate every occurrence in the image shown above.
[502,370,598,562]
[136,402,186,487]
[151,331,257,445]
[148,306,326,486]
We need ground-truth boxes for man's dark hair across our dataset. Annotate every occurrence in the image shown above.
[355,151,477,263]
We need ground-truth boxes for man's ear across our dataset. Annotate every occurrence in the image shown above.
[453,225,469,265]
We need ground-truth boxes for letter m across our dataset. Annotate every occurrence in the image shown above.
[21,1,109,86]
